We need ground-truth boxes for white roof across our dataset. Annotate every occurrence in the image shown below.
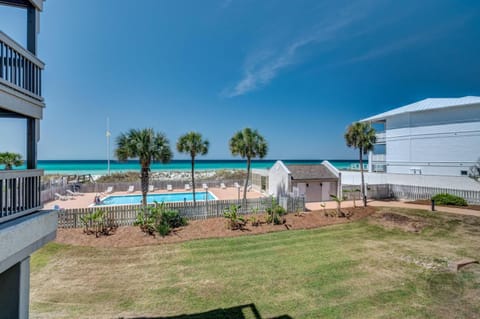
[361,96,480,122]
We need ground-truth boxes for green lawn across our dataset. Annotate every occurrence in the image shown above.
[30,208,480,319]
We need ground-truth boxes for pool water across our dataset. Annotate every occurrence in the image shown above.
[98,191,217,206]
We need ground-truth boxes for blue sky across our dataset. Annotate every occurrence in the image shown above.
[1,0,480,160]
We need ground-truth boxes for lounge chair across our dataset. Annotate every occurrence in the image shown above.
[66,189,84,196]
[126,185,134,193]
[234,182,240,188]
[104,186,113,194]
[55,193,70,201]
[202,183,208,190]
[167,184,173,191]
[148,185,154,192]
[184,184,191,191]
[220,182,226,189]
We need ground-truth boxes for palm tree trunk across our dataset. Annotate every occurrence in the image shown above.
[141,166,149,207]
[359,149,367,207]
[243,157,251,201]
[191,156,196,206]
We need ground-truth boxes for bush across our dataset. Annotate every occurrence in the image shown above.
[135,202,187,237]
[432,193,467,207]
[156,223,171,237]
[265,198,286,225]
[224,205,246,230]
[79,209,117,237]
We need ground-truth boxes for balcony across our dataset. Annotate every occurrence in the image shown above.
[375,132,386,143]
[372,154,386,162]
[0,169,43,224]
[0,31,44,102]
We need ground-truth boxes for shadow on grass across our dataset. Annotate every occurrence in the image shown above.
[119,303,292,319]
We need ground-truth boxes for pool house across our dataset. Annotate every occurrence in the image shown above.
[252,161,341,202]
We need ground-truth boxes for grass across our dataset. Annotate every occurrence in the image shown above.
[30,207,480,319]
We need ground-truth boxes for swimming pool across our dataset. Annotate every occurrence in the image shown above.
[97,191,217,206]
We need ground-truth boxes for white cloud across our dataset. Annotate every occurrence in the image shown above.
[222,2,370,97]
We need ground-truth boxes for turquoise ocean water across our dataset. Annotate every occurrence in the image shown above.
[29,159,358,175]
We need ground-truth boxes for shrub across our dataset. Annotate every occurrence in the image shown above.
[265,198,286,225]
[79,209,117,237]
[156,223,171,237]
[135,202,187,237]
[224,205,246,230]
[249,208,261,226]
[134,207,157,235]
[432,193,467,206]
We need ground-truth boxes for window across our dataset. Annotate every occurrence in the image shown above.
[461,170,468,176]
[261,176,267,191]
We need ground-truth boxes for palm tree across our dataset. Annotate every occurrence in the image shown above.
[229,128,268,201]
[344,122,376,207]
[0,152,23,170]
[176,132,209,206]
[115,128,172,206]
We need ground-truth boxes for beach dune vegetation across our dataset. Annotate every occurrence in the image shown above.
[176,132,209,206]
[115,128,172,206]
[229,128,268,201]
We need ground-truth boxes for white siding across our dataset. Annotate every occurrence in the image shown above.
[384,104,480,176]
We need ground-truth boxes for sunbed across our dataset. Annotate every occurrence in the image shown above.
[66,189,84,196]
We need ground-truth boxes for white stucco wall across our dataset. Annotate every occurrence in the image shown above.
[385,104,480,176]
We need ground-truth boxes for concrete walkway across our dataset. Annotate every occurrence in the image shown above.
[306,200,480,218]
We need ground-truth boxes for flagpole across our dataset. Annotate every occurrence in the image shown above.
[106,117,111,176]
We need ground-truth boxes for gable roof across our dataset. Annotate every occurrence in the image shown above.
[361,96,480,122]
[286,164,337,180]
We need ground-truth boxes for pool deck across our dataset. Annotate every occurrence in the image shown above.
[44,187,265,209]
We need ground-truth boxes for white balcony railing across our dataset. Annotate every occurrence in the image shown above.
[0,169,43,224]
[372,154,386,162]
[0,31,44,100]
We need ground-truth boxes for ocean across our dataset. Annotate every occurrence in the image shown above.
[32,159,359,175]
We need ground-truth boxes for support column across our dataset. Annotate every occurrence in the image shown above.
[367,150,373,173]
[27,7,38,55]
[18,257,31,319]
[27,117,37,169]
[0,257,30,319]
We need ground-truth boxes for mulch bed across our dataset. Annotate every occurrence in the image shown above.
[407,200,480,211]
[55,207,375,248]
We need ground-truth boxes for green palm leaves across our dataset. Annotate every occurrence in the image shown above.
[0,152,24,170]
[177,132,209,206]
[229,128,268,200]
[344,122,376,206]
[115,128,172,206]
